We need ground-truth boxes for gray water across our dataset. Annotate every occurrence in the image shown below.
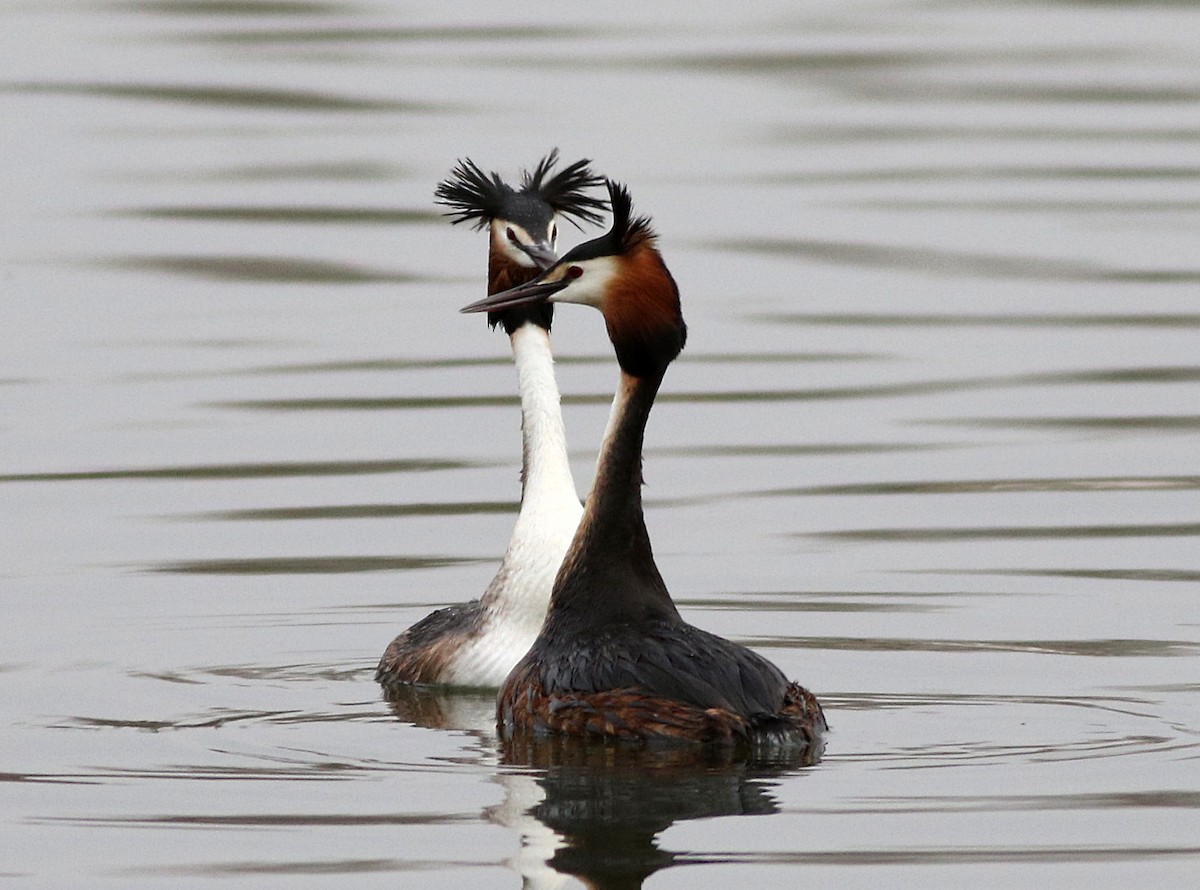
[2,1,1198,887]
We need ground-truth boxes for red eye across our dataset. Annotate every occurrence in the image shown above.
[506,227,519,243]
[567,265,583,278]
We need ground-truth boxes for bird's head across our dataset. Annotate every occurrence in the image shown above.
[461,180,686,378]
[435,149,608,272]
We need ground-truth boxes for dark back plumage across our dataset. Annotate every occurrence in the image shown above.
[435,149,607,231]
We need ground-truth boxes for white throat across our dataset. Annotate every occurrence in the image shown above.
[445,323,582,686]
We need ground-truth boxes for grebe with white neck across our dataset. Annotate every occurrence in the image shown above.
[462,180,826,746]
[376,152,605,690]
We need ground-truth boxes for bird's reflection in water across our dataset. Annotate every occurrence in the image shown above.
[501,732,821,889]
[385,685,823,889]
[383,682,498,733]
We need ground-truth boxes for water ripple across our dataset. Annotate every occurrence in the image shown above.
[103,254,425,284]
[119,205,442,224]
[940,569,1200,584]
[148,555,485,574]
[209,366,1200,412]
[110,2,350,18]
[821,693,1195,766]
[189,501,517,522]
[209,160,398,182]
[0,771,99,786]
[59,811,473,827]
[830,692,1154,716]
[193,662,368,683]
[814,521,1200,542]
[801,791,1200,816]
[678,595,947,615]
[57,705,387,732]
[118,857,477,877]
[185,24,591,45]
[758,164,1200,185]
[926,415,1200,432]
[756,312,1200,328]
[8,81,437,112]
[715,238,1200,283]
[678,846,1200,866]
[859,199,1200,214]
[0,458,475,484]
[653,442,944,458]
[771,123,1200,145]
[668,46,1163,76]
[780,476,1200,496]
[745,637,1200,657]
[216,350,868,379]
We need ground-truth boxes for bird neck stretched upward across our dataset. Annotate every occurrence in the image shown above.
[509,324,576,512]
[475,321,580,619]
[544,364,681,631]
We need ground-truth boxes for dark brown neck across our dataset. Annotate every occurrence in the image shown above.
[544,365,680,632]
[487,246,530,294]
[487,249,552,333]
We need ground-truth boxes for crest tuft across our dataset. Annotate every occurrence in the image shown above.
[434,158,512,230]
[435,150,607,231]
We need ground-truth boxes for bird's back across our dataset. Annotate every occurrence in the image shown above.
[500,618,826,744]
[376,600,485,688]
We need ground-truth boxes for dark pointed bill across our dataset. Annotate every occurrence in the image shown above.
[461,278,570,314]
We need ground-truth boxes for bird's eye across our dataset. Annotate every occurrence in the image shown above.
[551,224,558,242]
[506,227,519,244]
[567,265,583,279]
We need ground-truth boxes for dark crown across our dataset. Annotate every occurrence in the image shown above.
[434,149,608,231]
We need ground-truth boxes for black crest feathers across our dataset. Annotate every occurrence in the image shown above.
[434,158,509,230]
[523,150,607,229]
[605,180,657,252]
[435,149,607,231]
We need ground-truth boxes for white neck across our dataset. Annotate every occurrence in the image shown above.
[509,324,579,516]
[447,324,582,685]
[469,324,581,628]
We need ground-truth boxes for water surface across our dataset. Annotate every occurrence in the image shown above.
[1,1,1198,886]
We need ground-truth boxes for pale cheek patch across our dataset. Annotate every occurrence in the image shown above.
[553,256,617,308]
[491,220,539,267]
[511,249,538,268]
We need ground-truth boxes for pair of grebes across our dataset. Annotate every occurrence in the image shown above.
[377,152,825,749]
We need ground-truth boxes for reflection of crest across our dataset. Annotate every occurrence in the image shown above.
[385,685,823,888]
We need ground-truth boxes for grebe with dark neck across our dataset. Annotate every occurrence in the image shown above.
[376,152,606,690]
[462,181,826,746]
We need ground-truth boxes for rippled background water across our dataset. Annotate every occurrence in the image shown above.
[2,1,1198,886]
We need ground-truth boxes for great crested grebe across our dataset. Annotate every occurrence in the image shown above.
[462,180,826,746]
[376,152,606,690]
